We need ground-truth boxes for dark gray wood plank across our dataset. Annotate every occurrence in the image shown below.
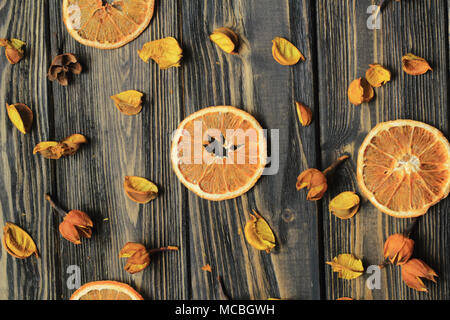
[181,0,321,299]
[0,0,59,299]
[316,0,449,299]
[47,0,187,299]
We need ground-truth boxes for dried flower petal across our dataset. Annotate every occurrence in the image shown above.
[2,222,38,259]
[401,259,437,292]
[6,103,33,134]
[210,28,239,54]
[244,210,276,253]
[33,134,87,159]
[0,38,25,64]
[119,242,150,274]
[295,101,312,126]
[402,53,432,75]
[59,210,93,245]
[138,37,183,69]
[111,90,144,115]
[272,37,305,66]
[329,191,360,219]
[348,78,374,105]
[296,168,328,200]
[384,233,414,265]
[124,176,158,204]
[365,64,391,87]
[47,53,82,86]
[202,264,212,272]
[326,254,364,280]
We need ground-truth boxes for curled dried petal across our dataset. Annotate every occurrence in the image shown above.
[401,259,437,292]
[272,37,305,66]
[296,168,328,200]
[295,101,312,126]
[59,210,93,245]
[244,210,276,253]
[111,90,144,115]
[0,38,26,64]
[348,78,374,105]
[120,242,150,274]
[6,103,33,134]
[329,191,360,219]
[210,28,239,54]
[365,64,391,87]
[33,134,86,159]
[384,233,414,265]
[202,264,212,272]
[326,254,364,280]
[2,222,38,259]
[138,37,183,69]
[402,53,432,76]
[48,53,82,85]
[124,176,158,204]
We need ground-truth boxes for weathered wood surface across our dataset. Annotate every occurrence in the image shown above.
[0,0,448,300]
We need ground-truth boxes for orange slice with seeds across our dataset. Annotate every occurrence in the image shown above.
[171,106,267,201]
[357,120,450,218]
[70,280,143,300]
[62,0,155,49]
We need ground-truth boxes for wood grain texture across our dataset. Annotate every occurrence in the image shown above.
[0,0,59,299]
[181,0,321,299]
[316,0,449,299]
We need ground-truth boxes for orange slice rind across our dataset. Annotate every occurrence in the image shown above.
[70,280,143,300]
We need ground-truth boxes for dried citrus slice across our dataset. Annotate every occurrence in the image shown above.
[171,106,267,201]
[357,120,450,218]
[70,280,143,300]
[62,0,155,49]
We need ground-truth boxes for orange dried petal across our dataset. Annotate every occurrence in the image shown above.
[366,64,391,87]
[295,101,312,126]
[402,53,432,76]
[348,78,374,105]
[2,222,38,259]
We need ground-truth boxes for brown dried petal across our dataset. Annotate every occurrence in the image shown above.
[57,72,68,86]
[120,242,150,274]
[59,220,82,245]
[401,259,437,292]
[124,176,158,203]
[0,38,25,64]
[296,168,328,200]
[65,210,93,229]
[348,78,374,105]
[6,103,33,134]
[69,62,82,74]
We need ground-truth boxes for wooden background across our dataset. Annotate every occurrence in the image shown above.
[0,0,448,300]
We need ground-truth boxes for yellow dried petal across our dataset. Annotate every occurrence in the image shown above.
[210,28,239,54]
[402,53,432,75]
[326,253,364,280]
[6,103,33,134]
[33,134,86,159]
[272,37,305,66]
[124,176,158,204]
[138,37,183,69]
[111,90,144,115]
[33,141,63,159]
[295,101,312,126]
[2,222,38,259]
[0,38,25,64]
[244,210,276,253]
[365,64,391,87]
[329,191,360,219]
[347,78,374,105]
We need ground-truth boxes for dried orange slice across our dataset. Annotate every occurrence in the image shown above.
[70,280,143,300]
[357,120,450,218]
[171,106,267,201]
[62,0,155,49]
